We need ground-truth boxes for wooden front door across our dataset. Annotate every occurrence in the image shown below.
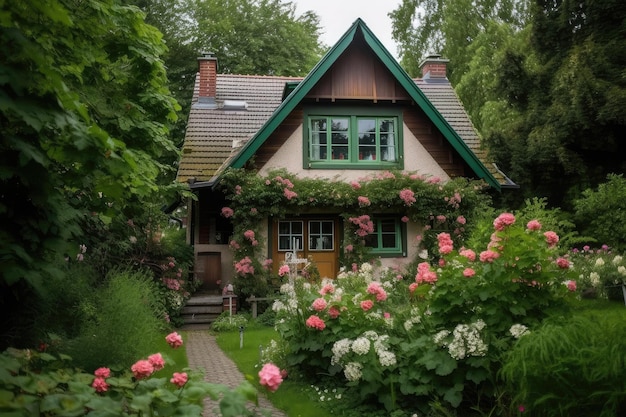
[272,218,340,279]
[195,252,221,293]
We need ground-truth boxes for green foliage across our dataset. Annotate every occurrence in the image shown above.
[271,212,577,413]
[500,308,626,416]
[0,335,263,417]
[190,0,325,76]
[573,174,626,251]
[66,268,166,371]
[220,167,491,276]
[211,312,250,333]
[0,0,182,342]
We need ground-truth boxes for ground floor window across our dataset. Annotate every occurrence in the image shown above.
[363,217,406,256]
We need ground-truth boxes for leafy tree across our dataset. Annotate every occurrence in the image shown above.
[485,0,626,208]
[0,0,181,344]
[189,0,325,76]
[390,0,529,82]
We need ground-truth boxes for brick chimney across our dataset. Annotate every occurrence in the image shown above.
[420,54,449,80]
[193,52,218,109]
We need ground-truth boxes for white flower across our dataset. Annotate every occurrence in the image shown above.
[272,300,286,312]
[362,330,379,340]
[351,337,371,355]
[613,255,622,265]
[404,320,414,331]
[433,330,450,345]
[343,362,363,381]
[377,350,397,367]
[619,266,626,276]
[589,272,601,286]
[509,323,529,339]
[331,339,352,365]
[360,262,373,273]
[595,258,605,267]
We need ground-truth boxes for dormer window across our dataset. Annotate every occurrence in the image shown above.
[304,108,403,169]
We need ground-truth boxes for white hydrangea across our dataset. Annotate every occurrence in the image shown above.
[343,362,363,381]
[595,258,605,267]
[447,322,488,360]
[272,300,286,312]
[351,337,371,355]
[362,330,379,340]
[433,330,451,345]
[360,262,373,273]
[509,323,529,339]
[613,255,623,265]
[589,272,601,286]
[619,266,626,276]
[331,338,352,365]
[377,350,397,367]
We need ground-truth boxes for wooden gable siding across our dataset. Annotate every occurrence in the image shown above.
[307,39,411,102]
[403,107,468,178]
[249,108,303,168]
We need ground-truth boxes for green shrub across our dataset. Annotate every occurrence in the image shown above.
[67,268,165,371]
[211,312,249,332]
[500,309,626,416]
[574,174,626,251]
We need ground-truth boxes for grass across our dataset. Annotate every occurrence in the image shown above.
[214,325,334,417]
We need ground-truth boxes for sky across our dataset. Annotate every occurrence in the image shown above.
[292,0,402,60]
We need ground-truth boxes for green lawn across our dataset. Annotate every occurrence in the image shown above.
[214,326,335,417]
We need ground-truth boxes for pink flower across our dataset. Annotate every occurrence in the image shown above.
[319,284,335,295]
[367,282,388,301]
[459,248,476,262]
[258,363,283,392]
[148,353,165,371]
[409,282,418,293]
[436,215,447,223]
[94,367,111,378]
[518,405,526,413]
[494,212,516,231]
[415,262,438,284]
[221,207,234,218]
[544,231,559,247]
[439,258,446,267]
[328,306,340,319]
[401,216,409,223]
[351,181,361,189]
[556,257,570,269]
[566,280,577,292]
[312,298,327,311]
[170,372,188,388]
[131,359,154,379]
[399,189,416,206]
[358,196,371,207]
[305,315,326,330]
[284,188,297,200]
[463,268,476,278]
[479,250,500,263]
[166,332,183,349]
[92,377,109,393]
[235,185,242,195]
[456,215,466,225]
[360,300,374,311]
[383,312,391,319]
[244,229,255,241]
[278,264,290,277]
[526,219,541,231]
[345,244,353,253]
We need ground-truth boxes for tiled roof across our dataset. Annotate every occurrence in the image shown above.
[177,74,509,186]
[177,74,301,184]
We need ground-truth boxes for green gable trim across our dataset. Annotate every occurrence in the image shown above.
[227,18,501,190]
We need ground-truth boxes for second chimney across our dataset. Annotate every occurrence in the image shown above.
[420,54,449,79]
[194,52,218,109]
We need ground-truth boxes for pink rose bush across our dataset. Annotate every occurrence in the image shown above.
[269,213,577,414]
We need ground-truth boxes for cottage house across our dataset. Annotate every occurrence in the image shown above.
[176,18,515,291]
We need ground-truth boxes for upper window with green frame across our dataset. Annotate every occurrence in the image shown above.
[305,109,403,169]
